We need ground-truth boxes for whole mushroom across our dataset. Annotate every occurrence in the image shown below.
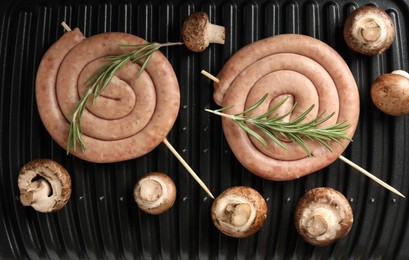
[294,187,353,247]
[371,70,409,116]
[211,186,267,238]
[343,6,395,56]
[133,172,177,215]
[182,12,225,52]
[18,159,72,213]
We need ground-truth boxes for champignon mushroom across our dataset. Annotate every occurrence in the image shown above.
[182,12,225,52]
[371,70,409,116]
[133,172,177,215]
[17,159,72,213]
[343,6,395,56]
[294,187,353,247]
[211,186,267,238]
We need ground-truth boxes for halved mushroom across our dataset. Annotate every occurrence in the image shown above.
[133,172,177,215]
[343,6,395,56]
[294,187,353,247]
[182,12,225,52]
[211,186,267,238]
[18,159,72,213]
[371,70,409,116]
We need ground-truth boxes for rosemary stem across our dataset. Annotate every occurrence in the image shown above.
[204,108,241,121]
[158,42,184,47]
[205,95,352,156]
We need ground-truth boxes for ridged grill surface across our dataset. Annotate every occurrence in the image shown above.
[1,0,409,259]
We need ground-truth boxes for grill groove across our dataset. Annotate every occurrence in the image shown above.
[1,0,409,259]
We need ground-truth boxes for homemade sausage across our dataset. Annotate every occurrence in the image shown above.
[36,30,180,163]
[214,34,359,180]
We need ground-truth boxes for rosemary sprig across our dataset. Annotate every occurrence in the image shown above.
[205,94,352,156]
[66,41,183,154]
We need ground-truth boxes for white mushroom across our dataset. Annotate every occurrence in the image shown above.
[294,187,353,247]
[211,186,267,238]
[133,172,177,215]
[343,6,395,56]
[18,159,72,213]
[182,12,225,52]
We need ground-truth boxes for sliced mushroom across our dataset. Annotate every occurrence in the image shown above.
[371,70,409,116]
[182,12,225,52]
[343,6,395,56]
[294,187,353,247]
[18,159,72,213]
[211,186,267,238]
[133,172,176,215]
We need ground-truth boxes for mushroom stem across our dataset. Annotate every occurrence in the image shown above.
[305,208,332,237]
[224,203,252,227]
[207,23,226,45]
[358,18,383,42]
[139,179,163,202]
[20,179,51,206]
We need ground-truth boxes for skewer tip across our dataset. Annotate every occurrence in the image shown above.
[201,70,220,83]
[162,138,215,199]
[338,155,405,198]
[61,21,72,32]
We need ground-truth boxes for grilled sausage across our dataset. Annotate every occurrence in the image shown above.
[214,34,359,180]
[36,30,180,163]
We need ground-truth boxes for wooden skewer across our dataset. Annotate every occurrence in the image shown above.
[339,156,405,198]
[163,138,215,199]
[201,70,220,83]
[61,21,72,32]
[201,69,405,198]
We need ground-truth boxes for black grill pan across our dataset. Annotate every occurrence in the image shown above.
[1,0,409,259]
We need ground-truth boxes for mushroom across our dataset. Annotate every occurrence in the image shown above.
[371,70,409,116]
[211,186,267,238]
[294,187,353,247]
[182,12,225,52]
[343,6,395,56]
[133,172,177,215]
[17,159,72,213]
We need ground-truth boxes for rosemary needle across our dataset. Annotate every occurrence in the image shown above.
[205,94,352,156]
[66,41,183,154]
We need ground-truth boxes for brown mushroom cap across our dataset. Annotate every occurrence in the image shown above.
[371,70,409,116]
[17,159,72,213]
[343,6,395,56]
[182,11,225,52]
[211,186,267,238]
[133,172,177,215]
[294,187,353,247]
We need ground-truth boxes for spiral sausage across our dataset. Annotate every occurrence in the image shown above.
[36,29,180,163]
[214,34,359,180]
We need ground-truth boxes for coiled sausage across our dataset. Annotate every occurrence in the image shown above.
[214,34,359,180]
[36,29,180,163]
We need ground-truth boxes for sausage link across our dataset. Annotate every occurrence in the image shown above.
[214,34,359,180]
[36,31,180,163]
